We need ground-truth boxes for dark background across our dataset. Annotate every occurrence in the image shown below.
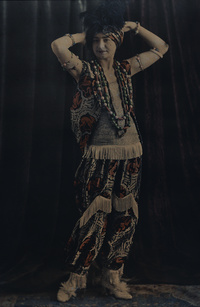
[0,0,200,290]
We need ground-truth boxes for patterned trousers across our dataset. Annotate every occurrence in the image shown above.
[65,156,142,275]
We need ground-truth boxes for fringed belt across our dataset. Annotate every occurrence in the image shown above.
[83,142,143,160]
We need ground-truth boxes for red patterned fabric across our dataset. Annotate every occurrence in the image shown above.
[70,60,141,153]
[74,157,142,215]
[65,210,138,273]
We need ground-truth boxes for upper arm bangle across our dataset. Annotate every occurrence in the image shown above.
[136,54,144,71]
[65,33,76,46]
[150,47,163,58]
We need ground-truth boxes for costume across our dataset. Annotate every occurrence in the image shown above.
[55,12,168,301]
[65,59,143,275]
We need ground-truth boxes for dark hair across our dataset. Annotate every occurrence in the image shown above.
[80,1,126,51]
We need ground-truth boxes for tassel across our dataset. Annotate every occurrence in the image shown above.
[83,142,142,160]
[113,193,139,220]
[79,196,112,228]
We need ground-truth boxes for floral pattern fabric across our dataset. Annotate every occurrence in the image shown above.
[65,209,138,274]
[74,156,142,215]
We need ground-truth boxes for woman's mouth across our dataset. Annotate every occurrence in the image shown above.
[97,50,107,54]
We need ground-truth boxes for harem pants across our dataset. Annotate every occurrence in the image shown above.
[65,156,142,275]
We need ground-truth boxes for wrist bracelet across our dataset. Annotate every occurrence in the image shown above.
[150,47,163,58]
[134,21,140,35]
[65,33,75,46]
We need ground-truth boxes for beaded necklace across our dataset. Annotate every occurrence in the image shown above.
[90,59,134,131]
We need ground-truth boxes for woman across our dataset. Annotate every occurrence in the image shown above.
[51,1,168,302]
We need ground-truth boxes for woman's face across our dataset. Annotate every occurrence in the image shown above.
[92,33,117,60]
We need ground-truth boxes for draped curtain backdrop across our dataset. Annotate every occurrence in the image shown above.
[0,0,200,286]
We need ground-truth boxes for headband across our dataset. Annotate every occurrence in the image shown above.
[104,29,124,48]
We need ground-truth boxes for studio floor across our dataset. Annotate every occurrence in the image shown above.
[1,259,200,307]
[1,284,200,306]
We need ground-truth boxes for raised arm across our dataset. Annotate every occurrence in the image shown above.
[122,22,169,76]
[51,32,86,82]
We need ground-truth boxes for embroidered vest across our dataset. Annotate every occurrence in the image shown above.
[70,60,142,153]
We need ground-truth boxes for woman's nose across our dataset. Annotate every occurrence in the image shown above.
[99,39,105,49]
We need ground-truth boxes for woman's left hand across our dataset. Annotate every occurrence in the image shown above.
[122,21,138,33]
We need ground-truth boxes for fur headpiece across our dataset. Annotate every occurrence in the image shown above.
[80,1,126,50]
